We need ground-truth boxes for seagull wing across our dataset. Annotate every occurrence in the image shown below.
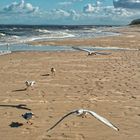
[47,110,76,132]
[72,47,93,53]
[85,110,119,131]
[95,52,111,55]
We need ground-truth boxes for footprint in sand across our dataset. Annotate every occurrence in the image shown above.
[76,133,85,140]
[22,128,31,134]
[95,81,103,89]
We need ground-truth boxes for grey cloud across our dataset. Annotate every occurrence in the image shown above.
[113,0,140,9]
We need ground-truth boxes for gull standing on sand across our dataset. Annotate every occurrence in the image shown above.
[72,47,111,56]
[51,67,56,76]
[47,109,119,132]
[25,80,35,90]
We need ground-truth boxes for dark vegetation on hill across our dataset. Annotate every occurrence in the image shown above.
[130,19,140,25]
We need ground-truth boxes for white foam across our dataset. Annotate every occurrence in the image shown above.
[36,29,50,33]
[0,33,6,37]
[24,31,75,42]
[0,50,11,55]
[12,35,20,39]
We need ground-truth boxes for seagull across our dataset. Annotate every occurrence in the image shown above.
[72,47,111,56]
[22,112,35,125]
[47,109,119,132]
[51,67,56,76]
[25,80,35,90]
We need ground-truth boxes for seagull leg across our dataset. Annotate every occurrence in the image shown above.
[27,121,33,125]
[52,72,55,76]
[92,53,96,55]
[25,86,29,91]
[82,114,87,118]
[81,112,87,118]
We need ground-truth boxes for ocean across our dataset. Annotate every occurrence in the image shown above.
[0,24,120,52]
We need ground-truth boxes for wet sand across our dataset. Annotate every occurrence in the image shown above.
[0,26,140,140]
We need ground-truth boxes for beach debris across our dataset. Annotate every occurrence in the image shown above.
[25,80,35,90]
[72,46,111,56]
[9,122,23,128]
[47,109,119,132]
[51,67,56,76]
[22,112,35,125]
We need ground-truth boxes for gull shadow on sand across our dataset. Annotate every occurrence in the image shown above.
[12,88,27,92]
[41,73,50,77]
[0,104,31,111]
[9,122,23,128]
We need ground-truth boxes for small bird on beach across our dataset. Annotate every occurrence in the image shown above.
[25,80,35,90]
[47,109,119,132]
[51,67,56,76]
[72,47,111,56]
[22,112,35,125]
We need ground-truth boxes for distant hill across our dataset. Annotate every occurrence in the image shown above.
[130,19,140,25]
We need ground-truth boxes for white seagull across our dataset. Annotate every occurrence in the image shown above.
[47,109,119,132]
[72,47,111,56]
[25,80,35,90]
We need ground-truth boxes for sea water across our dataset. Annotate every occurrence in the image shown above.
[0,24,123,52]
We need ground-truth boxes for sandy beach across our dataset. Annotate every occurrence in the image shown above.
[0,26,140,140]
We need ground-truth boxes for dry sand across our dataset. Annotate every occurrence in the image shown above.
[0,26,140,140]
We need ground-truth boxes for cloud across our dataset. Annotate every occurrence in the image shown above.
[83,4,95,13]
[83,1,139,16]
[69,10,80,20]
[38,3,140,25]
[81,2,140,25]
[101,6,134,17]
[113,0,140,9]
[58,2,72,6]
[48,9,70,20]
[83,1,104,14]
[95,0,103,6]
[0,0,140,25]
[72,0,83,1]
[3,0,39,14]
[45,9,80,21]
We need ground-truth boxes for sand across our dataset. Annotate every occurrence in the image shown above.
[0,26,140,140]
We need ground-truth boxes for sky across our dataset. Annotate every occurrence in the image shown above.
[0,0,140,25]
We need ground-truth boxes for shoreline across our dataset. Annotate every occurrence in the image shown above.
[28,26,140,49]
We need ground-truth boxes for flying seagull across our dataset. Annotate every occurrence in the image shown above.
[72,47,111,56]
[47,109,119,132]
[22,112,35,125]
[25,80,35,90]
